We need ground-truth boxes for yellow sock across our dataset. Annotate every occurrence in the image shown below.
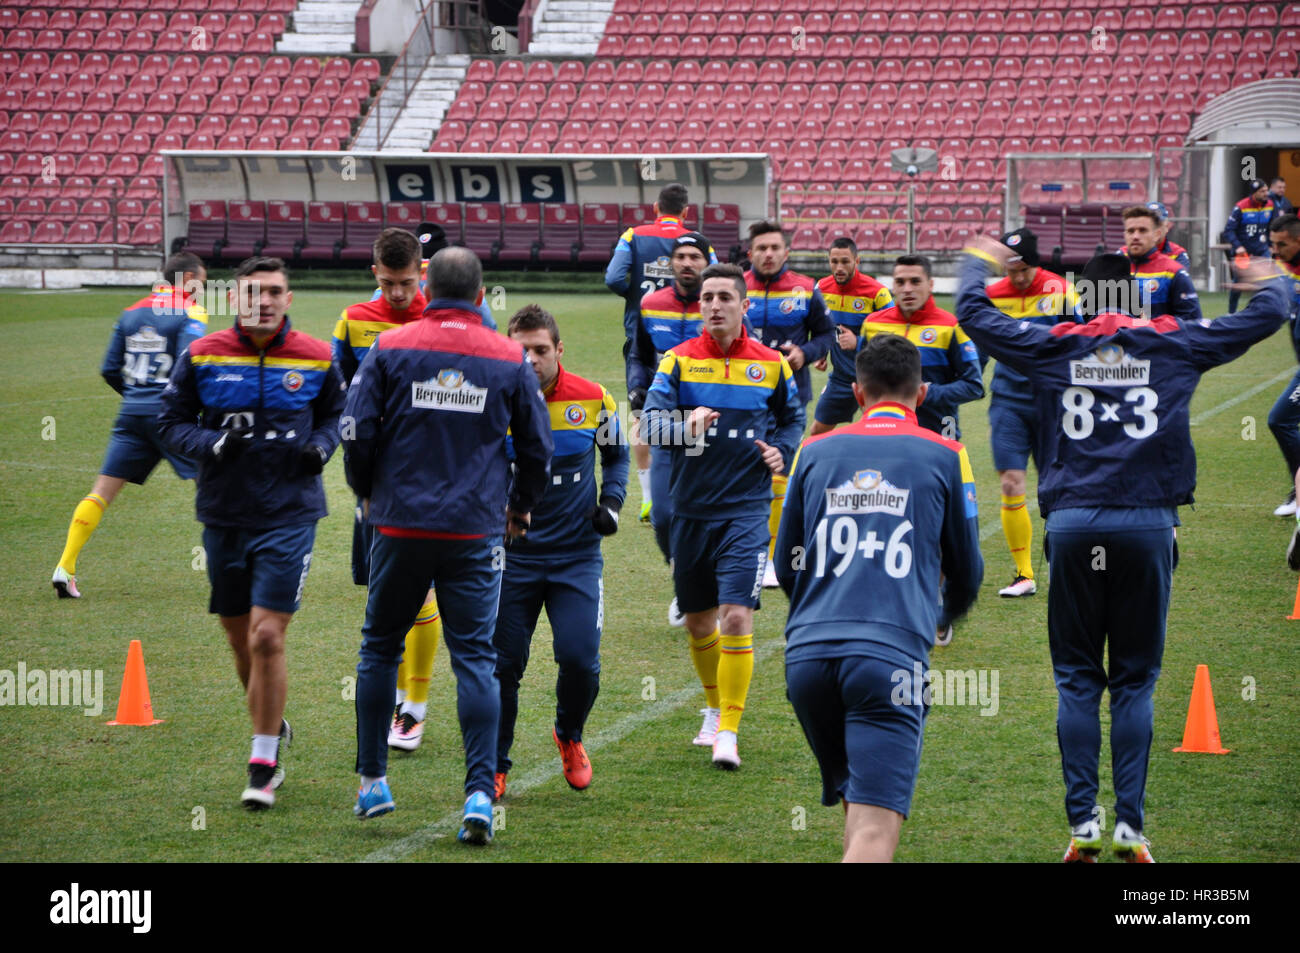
[1000,493,1033,579]
[402,594,441,705]
[767,474,788,560]
[717,633,754,734]
[689,629,722,709]
[58,493,107,574]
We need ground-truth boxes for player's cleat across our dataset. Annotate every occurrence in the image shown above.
[388,711,424,751]
[51,566,81,599]
[692,707,721,747]
[1062,818,1103,863]
[1288,524,1300,572]
[1113,821,1155,863]
[554,727,592,790]
[1275,489,1296,517]
[353,778,395,820]
[639,500,652,522]
[457,791,493,845]
[935,624,953,647]
[998,575,1037,597]
[493,772,508,802]
[762,559,780,588]
[241,761,277,810]
[712,729,741,770]
[272,718,292,790]
[667,597,685,627]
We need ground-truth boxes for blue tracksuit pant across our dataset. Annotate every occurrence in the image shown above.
[649,446,673,562]
[356,533,503,798]
[493,550,603,773]
[1268,366,1300,483]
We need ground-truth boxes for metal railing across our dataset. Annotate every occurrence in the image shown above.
[354,0,491,150]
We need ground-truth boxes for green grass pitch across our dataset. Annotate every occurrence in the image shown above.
[1,282,1296,862]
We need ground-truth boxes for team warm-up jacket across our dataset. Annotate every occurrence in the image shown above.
[1224,197,1277,257]
[103,284,208,415]
[642,325,805,521]
[1278,252,1300,360]
[856,297,984,435]
[1115,238,1190,270]
[629,283,702,401]
[986,267,1081,404]
[745,265,835,405]
[957,251,1290,515]
[604,214,706,338]
[506,363,629,555]
[341,302,553,536]
[775,402,983,666]
[157,318,345,528]
[817,270,893,382]
[333,291,428,387]
[1127,247,1202,322]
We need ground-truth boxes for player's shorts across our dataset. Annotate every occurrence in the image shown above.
[203,522,316,616]
[814,375,860,427]
[988,397,1039,473]
[670,513,768,614]
[101,411,197,484]
[785,652,927,816]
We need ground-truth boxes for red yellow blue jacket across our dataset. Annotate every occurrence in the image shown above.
[817,269,893,382]
[157,317,344,528]
[1127,247,1202,322]
[1224,197,1277,256]
[745,264,835,404]
[985,266,1081,404]
[642,324,804,520]
[333,291,428,387]
[102,283,208,415]
[604,214,710,340]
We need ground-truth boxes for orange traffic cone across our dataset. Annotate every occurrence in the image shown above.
[106,639,164,726]
[1287,577,1300,620]
[1172,664,1228,754]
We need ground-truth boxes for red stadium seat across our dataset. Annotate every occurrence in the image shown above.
[184,199,227,257]
[462,202,503,262]
[223,200,267,259]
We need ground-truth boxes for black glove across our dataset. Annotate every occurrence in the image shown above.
[627,388,646,412]
[211,430,250,462]
[590,495,621,536]
[299,445,327,475]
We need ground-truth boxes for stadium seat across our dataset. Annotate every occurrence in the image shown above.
[463,203,503,263]
[223,200,267,259]
[579,204,620,263]
[297,201,344,262]
[184,199,227,258]
[536,203,581,265]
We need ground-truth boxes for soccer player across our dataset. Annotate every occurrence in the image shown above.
[811,237,893,436]
[52,253,208,598]
[982,228,1081,598]
[335,228,444,752]
[370,222,498,330]
[1115,201,1189,269]
[643,263,805,768]
[605,183,711,523]
[857,255,984,440]
[342,247,552,843]
[1224,179,1277,313]
[743,221,835,587]
[1270,176,1294,218]
[1266,214,1300,520]
[158,257,345,810]
[629,231,713,623]
[957,237,1289,863]
[1122,205,1202,323]
[776,335,983,862]
[493,305,628,799]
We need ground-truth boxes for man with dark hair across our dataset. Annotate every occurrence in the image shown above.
[1223,180,1276,313]
[958,235,1289,864]
[52,252,209,598]
[811,236,893,435]
[1266,214,1300,520]
[777,333,983,862]
[1115,202,1189,269]
[1121,205,1202,322]
[744,220,835,587]
[1271,177,1294,218]
[605,184,715,523]
[159,256,345,811]
[492,305,628,799]
[342,246,552,844]
[629,231,715,623]
[333,227,445,752]
[643,262,805,767]
[983,228,1081,598]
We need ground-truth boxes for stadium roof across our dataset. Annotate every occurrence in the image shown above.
[1187,79,1300,144]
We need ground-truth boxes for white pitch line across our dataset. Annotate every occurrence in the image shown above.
[362,636,783,863]
[1190,367,1294,426]
[0,459,99,475]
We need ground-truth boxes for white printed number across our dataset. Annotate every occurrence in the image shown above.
[1061,386,1158,440]
[123,351,173,385]
[812,516,912,580]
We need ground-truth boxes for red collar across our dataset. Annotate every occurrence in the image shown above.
[700,323,750,357]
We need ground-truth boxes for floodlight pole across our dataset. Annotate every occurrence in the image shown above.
[907,179,916,255]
